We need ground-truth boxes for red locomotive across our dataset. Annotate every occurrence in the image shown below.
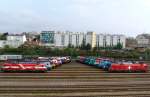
[109,61,148,73]
[1,62,47,72]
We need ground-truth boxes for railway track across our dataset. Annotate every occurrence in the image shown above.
[0,61,150,97]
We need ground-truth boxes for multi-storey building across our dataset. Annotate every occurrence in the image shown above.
[40,31,55,46]
[71,33,77,46]
[76,32,84,47]
[40,31,126,49]
[0,41,7,48]
[86,32,96,48]
[105,34,112,47]
[136,34,150,47]
[96,34,126,48]
[112,35,119,46]
[68,32,84,47]
[54,31,63,47]
[7,34,27,43]
[8,34,27,48]
[96,34,104,47]
[54,32,84,47]
[0,34,27,48]
[119,35,126,48]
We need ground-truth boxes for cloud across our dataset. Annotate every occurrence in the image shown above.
[0,9,52,32]
[0,0,150,37]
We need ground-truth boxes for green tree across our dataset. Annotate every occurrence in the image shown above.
[4,45,10,49]
[67,43,74,48]
[36,35,40,41]
[0,33,8,40]
[86,43,91,50]
[114,42,123,50]
[68,43,72,48]
[80,38,86,50]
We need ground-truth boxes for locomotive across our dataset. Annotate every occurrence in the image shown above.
[109,61,148,73]
[1,62,47,72]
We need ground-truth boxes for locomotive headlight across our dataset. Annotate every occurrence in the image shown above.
[143,64,147,66]
[3,66,10,68]
[35,66,42,68]
[128,66,131,70]
[35,65,45,69]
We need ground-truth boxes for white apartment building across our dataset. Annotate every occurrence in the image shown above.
[7,34,27,43]
[40,31,126,48]
[70,32,84,47]
[0,34,27,48]
[105,34,112,47]
[54,32,63,47]
[71,34,76,46]
[0,41,7,48]
[54,32,84,47]
[119,35,126,48]
[96,34,126,48]
[136,34,150,47]
[112,35,126,48]
[7,34,27,48]
[112,35,119,46]
[96,34,104,47]
[76,32,84,46]
[64,32,70,47]
[86,32,96,48]
[54,32,70,47]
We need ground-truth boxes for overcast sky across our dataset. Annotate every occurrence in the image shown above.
[0,0,150,37]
